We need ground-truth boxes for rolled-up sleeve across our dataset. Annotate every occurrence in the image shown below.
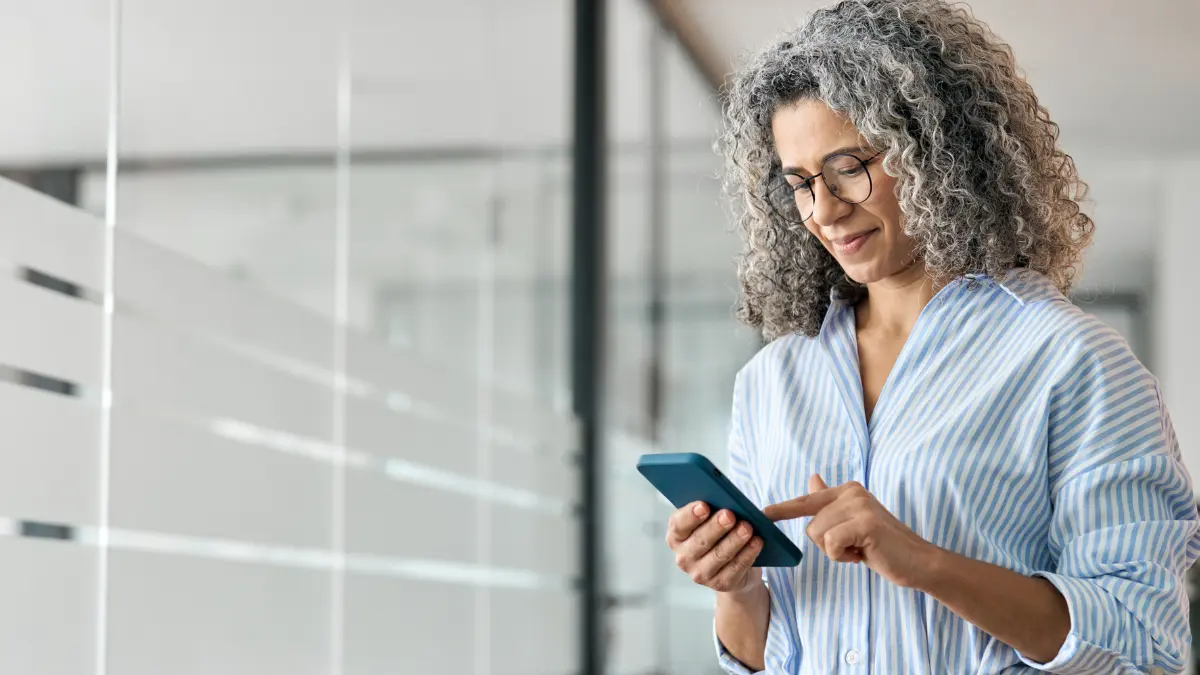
[714,622,765,675]
[1017,330,1200,674]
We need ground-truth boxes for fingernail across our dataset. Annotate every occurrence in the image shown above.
[738,523,752,538]
[719,511,734,527]
[693,503,707,517]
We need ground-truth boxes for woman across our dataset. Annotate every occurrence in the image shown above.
[664,1,1200,673]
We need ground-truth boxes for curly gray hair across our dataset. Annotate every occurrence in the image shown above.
[722,0,1094,339]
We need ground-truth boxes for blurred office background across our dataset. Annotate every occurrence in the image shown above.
[0,1,1195,674]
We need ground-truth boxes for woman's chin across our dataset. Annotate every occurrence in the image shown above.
[839,257,918,287]
[840,261,888,286]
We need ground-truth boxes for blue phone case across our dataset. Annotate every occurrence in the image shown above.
[636,452,802,567]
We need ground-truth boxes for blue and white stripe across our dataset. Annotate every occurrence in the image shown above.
[715,270,1200,675]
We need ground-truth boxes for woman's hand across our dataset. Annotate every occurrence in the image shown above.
[764,475,938,589]
[665,501,764,594]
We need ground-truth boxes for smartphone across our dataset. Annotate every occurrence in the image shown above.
[636,452,802,567]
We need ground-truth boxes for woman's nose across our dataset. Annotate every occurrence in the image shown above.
[809,178,853,227]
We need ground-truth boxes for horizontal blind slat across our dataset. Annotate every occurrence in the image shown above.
[0,278,101,386]
[0,385,99,524]
[0,179,104,289]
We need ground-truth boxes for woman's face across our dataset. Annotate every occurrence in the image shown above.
[771,99,917,286]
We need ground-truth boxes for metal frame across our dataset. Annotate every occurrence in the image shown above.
[571,1,607,674]
[0,139,716,178]
[647,21,672,675]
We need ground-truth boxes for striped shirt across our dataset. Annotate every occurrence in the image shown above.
[715,270,1200,675]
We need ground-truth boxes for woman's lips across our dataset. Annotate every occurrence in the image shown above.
[832,229,877,255]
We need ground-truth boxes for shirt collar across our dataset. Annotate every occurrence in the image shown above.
[820,268,1062,333]
[979,268,1063,306]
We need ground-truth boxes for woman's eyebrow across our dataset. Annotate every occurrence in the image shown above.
[781,145,868,175]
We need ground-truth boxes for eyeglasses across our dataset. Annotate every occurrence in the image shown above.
[765,151,883,224]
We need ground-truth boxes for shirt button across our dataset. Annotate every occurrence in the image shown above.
[844,650,860,666]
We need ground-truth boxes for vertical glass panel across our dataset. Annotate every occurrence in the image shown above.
[344,2,573,675]
[0,3,110,673]
[103,2,340,674]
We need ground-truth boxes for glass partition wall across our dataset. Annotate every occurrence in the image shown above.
[0,1,756,673]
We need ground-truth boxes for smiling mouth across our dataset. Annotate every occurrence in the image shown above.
[832,229,878,254]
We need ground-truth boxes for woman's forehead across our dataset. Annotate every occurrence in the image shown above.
[772,101,864,171]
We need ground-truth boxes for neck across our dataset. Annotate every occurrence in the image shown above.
[856,264,935,336]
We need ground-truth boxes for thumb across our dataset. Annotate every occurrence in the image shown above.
[808,474,829,493]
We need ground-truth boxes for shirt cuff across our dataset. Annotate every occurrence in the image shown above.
[1011,571,1097,673]
[713,619,765,675]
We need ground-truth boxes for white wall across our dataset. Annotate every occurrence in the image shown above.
[1159,162,1200,488]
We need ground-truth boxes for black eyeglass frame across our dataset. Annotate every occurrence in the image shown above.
[767,151,885,224]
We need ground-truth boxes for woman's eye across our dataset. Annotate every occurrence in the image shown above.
[838,167,862,177]
[792,180,813,193]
